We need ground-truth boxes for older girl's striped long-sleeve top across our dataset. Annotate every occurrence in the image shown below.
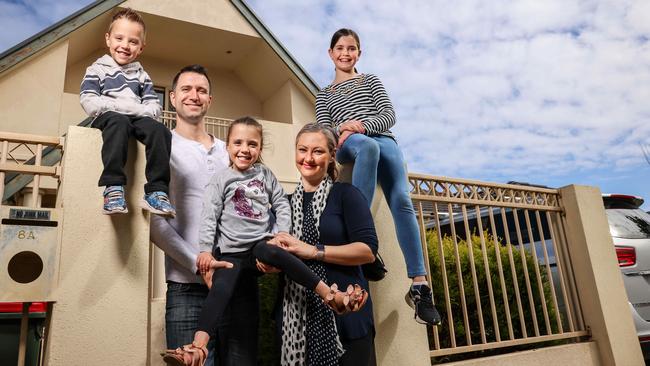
[315,73,396,139]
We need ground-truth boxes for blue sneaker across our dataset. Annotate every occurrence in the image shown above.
[141,191,176,217]
[103,186,128,215]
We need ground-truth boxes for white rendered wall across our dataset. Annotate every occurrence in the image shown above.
[44,126,151,365]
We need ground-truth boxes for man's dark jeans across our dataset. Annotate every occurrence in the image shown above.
[165,280,259,366]
[166,282,217,366]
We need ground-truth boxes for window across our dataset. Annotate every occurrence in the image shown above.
[154,86,167,110]
[606,208,650,239]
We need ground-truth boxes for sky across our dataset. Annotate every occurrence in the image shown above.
[1,0,649,208]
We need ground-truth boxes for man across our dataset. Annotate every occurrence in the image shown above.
[151,64,259,365]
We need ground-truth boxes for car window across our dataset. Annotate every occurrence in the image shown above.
[606,208,650,239]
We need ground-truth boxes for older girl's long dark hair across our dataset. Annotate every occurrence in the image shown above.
[329,28,360,50]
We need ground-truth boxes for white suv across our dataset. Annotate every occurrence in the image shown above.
[603,194,650,361]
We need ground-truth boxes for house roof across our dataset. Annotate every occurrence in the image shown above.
[230,0,320,96]
[0,0,320,97]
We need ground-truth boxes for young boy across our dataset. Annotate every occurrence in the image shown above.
[80,8,175,217]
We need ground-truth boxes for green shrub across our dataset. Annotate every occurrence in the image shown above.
[426,229,558,349]
[257,229,560,365]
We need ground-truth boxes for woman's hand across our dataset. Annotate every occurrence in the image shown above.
[266,233,286,250]
[274,232,316,260]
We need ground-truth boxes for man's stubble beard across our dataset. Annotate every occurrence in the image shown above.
[176,113,205,127]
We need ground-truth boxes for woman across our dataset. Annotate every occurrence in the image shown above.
[162,120,368,366]
[315,28,440,326]
[271,123,377,365]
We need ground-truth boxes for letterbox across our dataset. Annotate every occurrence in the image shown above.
[0,206,61,302]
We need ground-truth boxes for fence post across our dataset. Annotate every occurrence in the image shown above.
[340,165,431,366]
[559,184,643,365]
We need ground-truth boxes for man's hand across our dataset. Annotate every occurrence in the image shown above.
[197,251,215,274]
[197,253,233,289]
[201,270,214,289]
[210,259,234,270]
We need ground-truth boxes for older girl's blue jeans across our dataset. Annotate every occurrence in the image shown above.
[336,133,427,278]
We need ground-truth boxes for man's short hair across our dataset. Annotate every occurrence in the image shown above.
[108,8,147,41]
[171,65,212,95]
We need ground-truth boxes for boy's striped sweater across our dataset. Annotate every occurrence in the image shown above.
[80,54,161,118]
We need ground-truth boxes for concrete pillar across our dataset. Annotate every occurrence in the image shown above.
[340,166,431,366]
[43,126,151,365]
[559,184,644,366]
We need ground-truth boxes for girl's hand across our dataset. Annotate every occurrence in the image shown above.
[338,130,355,148]
[256,259,281,273]
[274,232,315,260]
[339,120,365,134]
[197,251,215,274]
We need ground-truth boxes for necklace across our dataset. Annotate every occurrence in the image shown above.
[326,74,365,95]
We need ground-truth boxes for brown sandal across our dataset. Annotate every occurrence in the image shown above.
[349,284,369,311]
[325,284,368,314]
[161,343,209,366]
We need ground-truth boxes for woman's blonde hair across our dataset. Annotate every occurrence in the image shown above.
[295,123,339,181]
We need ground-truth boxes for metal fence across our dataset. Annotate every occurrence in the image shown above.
[408,174,589,358]
[160,111,232,140]
[0,127,592,361]
[0,132,63,207]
